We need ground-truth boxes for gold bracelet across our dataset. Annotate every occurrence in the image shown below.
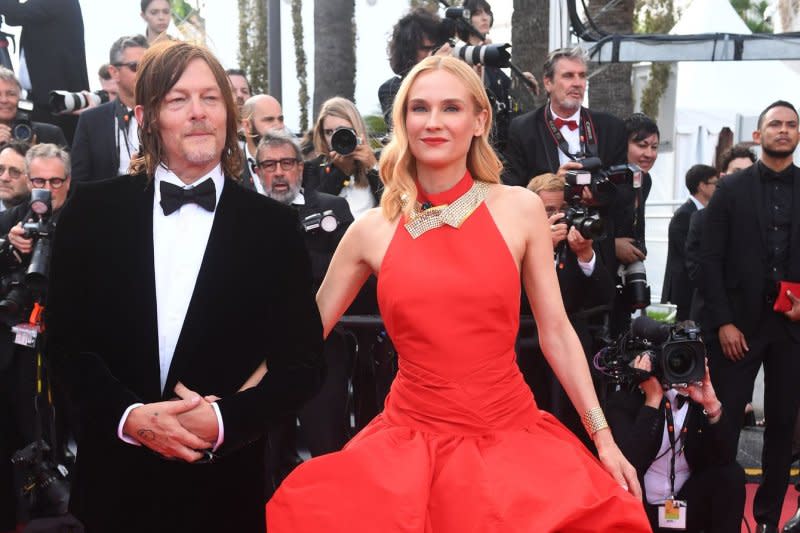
[582,406,609,436]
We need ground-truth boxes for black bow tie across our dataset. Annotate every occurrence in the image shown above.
[160,179,216,216]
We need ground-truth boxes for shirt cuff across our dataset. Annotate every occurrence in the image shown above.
[577,252,596,276]
[211,402,224,451]
[117,403,145,446]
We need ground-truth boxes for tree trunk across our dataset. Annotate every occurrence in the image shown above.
[512,0,549,108]
[313,0,355,118]
[586,0,634,118]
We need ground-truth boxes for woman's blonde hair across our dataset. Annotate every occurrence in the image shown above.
[379,55,502,221]
[312,96,371,186]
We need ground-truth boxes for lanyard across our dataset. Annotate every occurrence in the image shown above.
[664,397,689,497]
[544,105,599,161]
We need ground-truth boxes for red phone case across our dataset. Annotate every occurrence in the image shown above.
[774,281,800,313]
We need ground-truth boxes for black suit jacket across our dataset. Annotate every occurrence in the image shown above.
[45,174,325,532]
[685,208,706,323]
[0,0,88,109]
[502,105,627,187]
[31,120,67,147]
[699,163,800,338]
[607,389,739,496]
[296,188,353,290]
[70,101,120,182]
[661,199,698,319]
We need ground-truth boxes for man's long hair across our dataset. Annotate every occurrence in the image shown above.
[130,41,243,179]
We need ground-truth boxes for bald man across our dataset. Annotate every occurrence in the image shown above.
[240,94,287,192]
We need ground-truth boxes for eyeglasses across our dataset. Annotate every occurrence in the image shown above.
[704,179,719,187]
[30,177,67,189]
[255,158,300,172]
[0,165,24,179]
[112,61,139,72]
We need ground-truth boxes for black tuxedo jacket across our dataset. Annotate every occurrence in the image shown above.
[699,164,800,338]
[45,173,325,532]
[302,154,383,207]
[685,208,707,323]
[501,104,627,187]
[661,199,698,319]
[296,188,353,290]
[70,101,120,182]
[0,0,89,108]
[606,389,739,494]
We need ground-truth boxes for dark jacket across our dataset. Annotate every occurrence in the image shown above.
[70,101,121,182]
[661,198,698,320]
[699,163,800,338]
[302,154,383,209]
[685,208,707,323]
[45,174,325,532]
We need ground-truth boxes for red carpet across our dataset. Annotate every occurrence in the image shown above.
[742,483,799,531]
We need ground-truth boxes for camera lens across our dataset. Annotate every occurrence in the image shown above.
[330,127,358,155]
[576,216,605,240]
[12,122,33,142]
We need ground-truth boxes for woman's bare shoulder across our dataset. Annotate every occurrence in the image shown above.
[487,182,543,215]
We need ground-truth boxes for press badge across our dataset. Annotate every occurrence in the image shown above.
[658,498,687,529]
[12,323,38,348]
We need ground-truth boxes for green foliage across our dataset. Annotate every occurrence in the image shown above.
[238,0,269,95]
[646,308,676,323]
[640,62,670,120]
[730,0,773,32]
[364,113,387,149]
[409,0,439,11]
[634,0,675,119]
[292,0,309,132]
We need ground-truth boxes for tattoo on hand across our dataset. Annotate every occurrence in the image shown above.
[138,429,156,442]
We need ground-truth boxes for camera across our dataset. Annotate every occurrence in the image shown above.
[330,127,361,156]
[620,257,650,310]
[564,156,642,206]
[302,210,339,233]
[561,205,605,241]
[12,440,70,518]
[434,6,513,69]
[12,100,35,143]
[0,189,54,326]
[595,316,706,388]
[49,89,110,115]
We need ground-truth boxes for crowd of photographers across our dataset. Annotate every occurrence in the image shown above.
[0,0,798,532]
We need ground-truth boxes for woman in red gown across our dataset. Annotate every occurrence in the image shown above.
[266,56,650,532]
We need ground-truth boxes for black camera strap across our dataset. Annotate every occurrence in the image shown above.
[663,397,689,497]
[544,105,599,161]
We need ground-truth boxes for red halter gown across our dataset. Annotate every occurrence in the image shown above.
[266,172,650,532]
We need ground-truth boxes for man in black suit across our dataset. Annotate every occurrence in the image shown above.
[71,35,148,183]
[45,41,325,533]
[699,100,800,533]
[607,356,744,532]
[239,94,286,192]
[502,46,627,188]
[0,0,89,145]
[518,172,615,446]
[0,68,66,149]
[254,130,353,493]
[661,164,718,321]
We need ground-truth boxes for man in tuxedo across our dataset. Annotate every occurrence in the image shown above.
[0,68,67,149]
[661,164,719,321]
[254,130,353,493]
[71,35,148,183]
[45,41,325,533]
[502,46,627,188]
[607,356,744,532]
[240,94,286,192]
[0,0,89,145]
[699,100,800,533]
[518,172,615,446]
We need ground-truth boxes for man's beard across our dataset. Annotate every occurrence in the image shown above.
[267,177,301,205]
[762,144,798,160]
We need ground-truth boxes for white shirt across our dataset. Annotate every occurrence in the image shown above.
[644,389,691,504]
[339,180,375,219]
[244,142,266,195]
[117,111,140,176]
[18,48,32,92]
[550,105,582,167]
[117,164,225,449]
[689,194,704,211]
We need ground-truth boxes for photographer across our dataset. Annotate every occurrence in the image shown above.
[253,130,353,493]
[0,141,30,212]
[0,68,67,149]
[606,356,744,532]
[518,172,615,444]
[304,97,381,219]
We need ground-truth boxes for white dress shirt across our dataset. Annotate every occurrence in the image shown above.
[339,180,375,219]
[644,389,691,504]
[117,111,140,176]
[689,194,704,211]
[244,143,266,195]
[117,164,225,450]
[551,105,582,167]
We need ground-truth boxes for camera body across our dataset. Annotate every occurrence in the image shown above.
[597,317,706,388]
[12,440,70,518]
[12,100,35,143]
[561,204,605,241]
[49,89,110,115]
[564,156,643,206]
[330,127,361,156]
[302,210,339,234]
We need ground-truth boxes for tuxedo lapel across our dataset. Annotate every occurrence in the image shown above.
[748,167,768,253]
[163,179,238,395]
[537,107,561,172]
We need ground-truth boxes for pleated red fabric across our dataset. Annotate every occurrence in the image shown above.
[266,172,651,532]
